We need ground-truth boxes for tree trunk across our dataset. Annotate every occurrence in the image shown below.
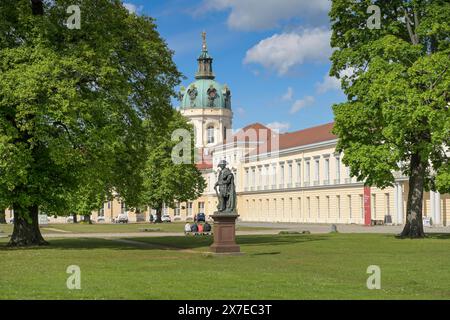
[0,208,6,224]
[83,214,92,224]
[400,153,426,238]
[155,206,162,223]
[72,213,77,223]
[8,204,48,247]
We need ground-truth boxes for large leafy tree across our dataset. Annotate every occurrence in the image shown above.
[141,110,206,222]
[0,0,181,245]
[330,0,449,238]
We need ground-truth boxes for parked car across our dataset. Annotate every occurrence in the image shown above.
[196,213,206,222]
[161,214,171,223]
[114,214,128,223]
[97,216,105,223]
[66,216,74,223]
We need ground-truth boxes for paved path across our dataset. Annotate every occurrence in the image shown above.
[237,222,450,234]
[2,223,448,241]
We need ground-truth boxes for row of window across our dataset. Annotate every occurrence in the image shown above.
[243,155,353,191]
[243,193,391,220]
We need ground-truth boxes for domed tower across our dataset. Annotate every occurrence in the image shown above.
[178,32,233,155]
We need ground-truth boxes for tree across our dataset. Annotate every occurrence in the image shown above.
[0,0,181,246]
[0,208,6,224]
[141,110,206,223]
[330,0,449,238]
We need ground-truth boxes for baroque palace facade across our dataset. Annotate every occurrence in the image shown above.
[4,35,449,226]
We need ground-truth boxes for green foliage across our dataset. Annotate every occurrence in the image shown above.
[141,109,206,211]
[0,1,181,216]
[330,0,449,192]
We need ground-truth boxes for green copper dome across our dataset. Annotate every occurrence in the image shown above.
[180,80,231,109]
[178,32,231,110]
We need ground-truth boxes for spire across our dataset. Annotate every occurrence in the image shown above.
[196,31,215,80]
[202,31,207,52]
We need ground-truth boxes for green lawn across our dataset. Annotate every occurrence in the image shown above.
[0,222,271,235]
[1,233,450,299]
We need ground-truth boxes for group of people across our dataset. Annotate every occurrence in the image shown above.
[184,221,212,235]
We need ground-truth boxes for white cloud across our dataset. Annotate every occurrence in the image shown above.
[290,96,315,114]
[316,75,341,94]
[266,121,291,133]
[123,3,142,14]
[282,87,294,101]
[196,0,329,31]
[244,28,332,75]
[315,68,355,93]
[236,107,246,116]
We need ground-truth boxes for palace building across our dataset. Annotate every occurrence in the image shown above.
[3,34,449,226]
[172,34,449,227]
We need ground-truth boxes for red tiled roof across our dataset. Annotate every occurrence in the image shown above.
[278,122,336,150]
[245,122,336,158]
[196,162,213,170]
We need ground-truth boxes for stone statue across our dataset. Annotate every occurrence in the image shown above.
[187,85,198,107]
[214,160,237,213]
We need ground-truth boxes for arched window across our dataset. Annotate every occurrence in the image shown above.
[207,125,214,144]
[223,126,227,141]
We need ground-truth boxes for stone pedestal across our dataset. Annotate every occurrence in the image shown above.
[209,213,240,253]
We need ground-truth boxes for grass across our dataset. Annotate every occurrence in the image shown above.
[1,233,450,299]
[0,222,271,235]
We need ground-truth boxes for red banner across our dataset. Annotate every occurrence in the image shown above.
[364,186,371,226]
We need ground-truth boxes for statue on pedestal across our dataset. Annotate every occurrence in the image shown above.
[214,160,236,213]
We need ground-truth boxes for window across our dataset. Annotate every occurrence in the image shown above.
[305,161,310,184]
[187,202,193,216]
[316,196,320,219]
[175,202,181,216]
[326,196,330,219]
[258,166,263,188]
[335,157,341,182]
[296,161,301,184]
[272,164,277,187]
[207,125,214,144]
[314,159,320,182]
[337,196,341,220]
[307,197,311,218]
[371,194,376,219]
[198,202,204,214]
[280,163,285,186]
[245,168,249,189]
[288,163,292,185]
[121,202,127,215]
[223,127,227,141]
[324,158,330,182]
[99,206,104,217]
[265,165,270,187]
[252,167,256,189]
[348,195,352,219]
[107,201,111,209]
[385,193,390,216]
[360,195,364,220]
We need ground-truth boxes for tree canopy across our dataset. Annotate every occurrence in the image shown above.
[330,0,449,237]
[140,109,206,221]
[0,0,181,245]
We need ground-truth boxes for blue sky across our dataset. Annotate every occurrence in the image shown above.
[123,0,346,132]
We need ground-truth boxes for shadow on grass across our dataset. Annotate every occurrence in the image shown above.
[425,233,450,240]
[0,234,329,251]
